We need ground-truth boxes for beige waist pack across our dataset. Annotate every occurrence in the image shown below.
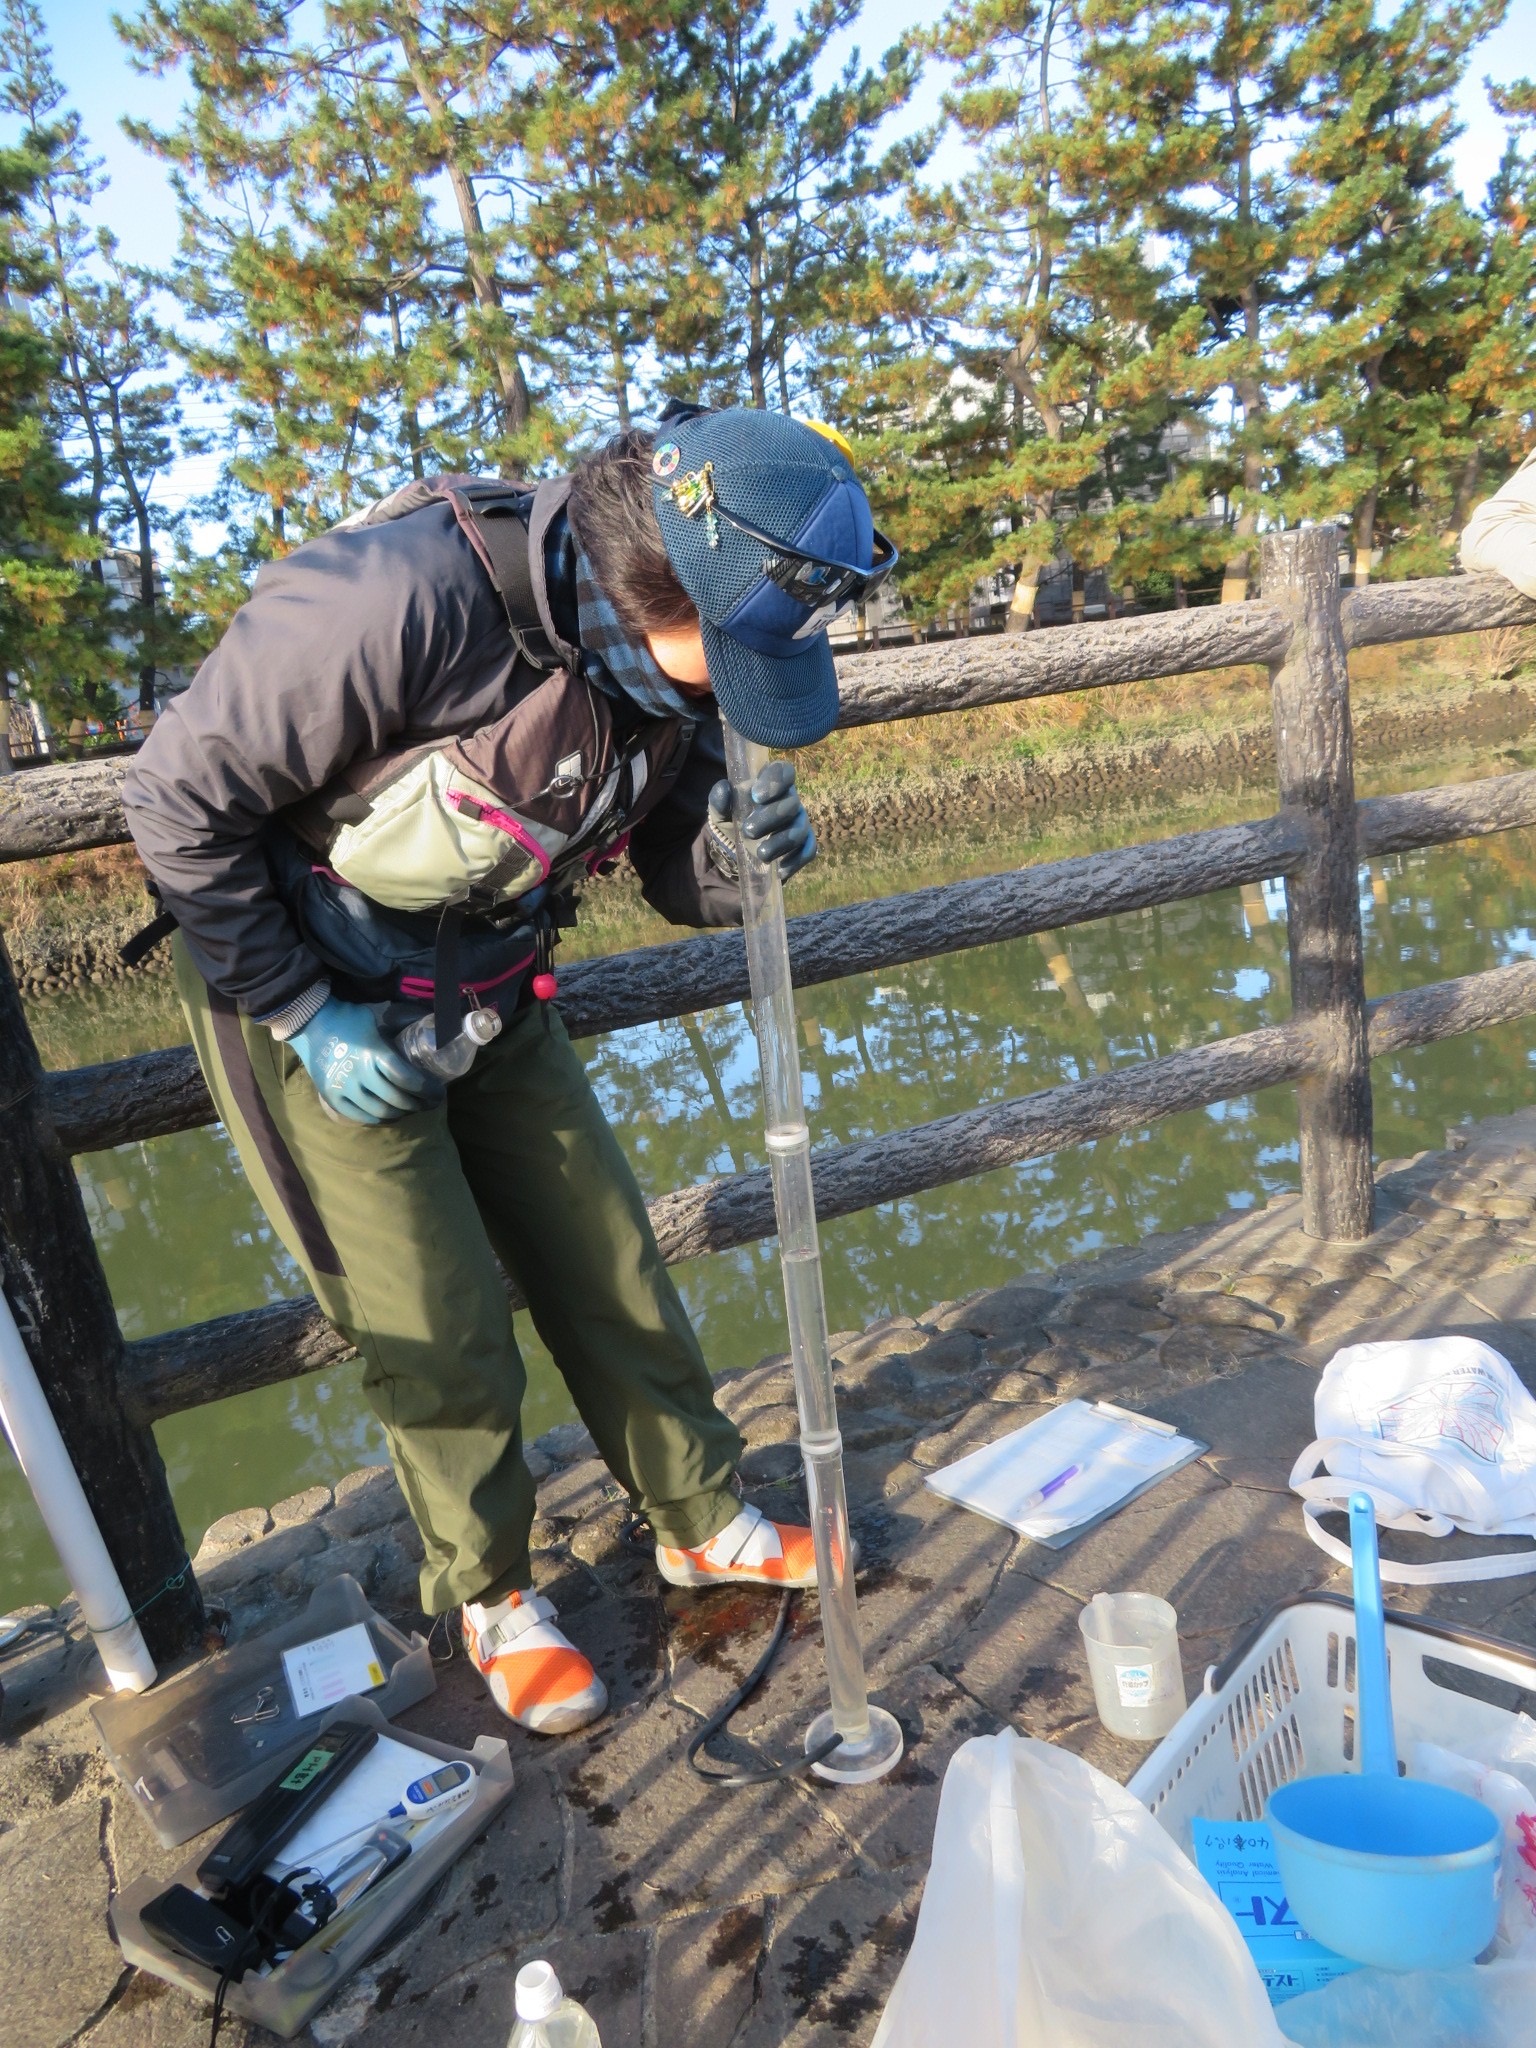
[288,668,690,913]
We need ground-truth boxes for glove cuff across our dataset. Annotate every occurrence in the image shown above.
[258,980,333,1041]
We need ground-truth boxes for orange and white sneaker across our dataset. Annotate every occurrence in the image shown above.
[655,1503,820,1590]
[461,1588,607,1735]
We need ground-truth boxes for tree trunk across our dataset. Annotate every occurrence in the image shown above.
[1354,488,1379,587]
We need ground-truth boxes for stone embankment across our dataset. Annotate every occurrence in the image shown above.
[9,1114,1536,2048]
[12,672,1536,998]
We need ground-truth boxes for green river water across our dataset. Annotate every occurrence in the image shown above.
[7,763,1536,1610]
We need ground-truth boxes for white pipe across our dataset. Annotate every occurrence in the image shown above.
[0,1287,156,1692]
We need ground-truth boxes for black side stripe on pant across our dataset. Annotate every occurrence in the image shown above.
[207,989,347,1279]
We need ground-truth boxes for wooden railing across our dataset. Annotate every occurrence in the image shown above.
[4,529,1535,1656]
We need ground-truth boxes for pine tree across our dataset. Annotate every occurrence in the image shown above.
[1,0,187,713]
[1276,0,1508,581]
[0,133,105,738]
[666,1,922,411]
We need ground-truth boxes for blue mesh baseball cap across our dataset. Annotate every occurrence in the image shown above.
[649,408,891,749]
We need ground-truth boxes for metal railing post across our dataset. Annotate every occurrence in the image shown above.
[1263,527,1374,1240]
[0,936,205,1657]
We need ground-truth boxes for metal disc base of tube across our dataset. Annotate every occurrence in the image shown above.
[805,1705,905,1784]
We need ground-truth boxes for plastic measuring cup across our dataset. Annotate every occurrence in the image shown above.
[1267,1494,1501,1971]
[1078,1592,1187,1739]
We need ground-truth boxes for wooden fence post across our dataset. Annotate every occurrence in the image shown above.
[0,936,205,1658]
[1263,527,1374,1240]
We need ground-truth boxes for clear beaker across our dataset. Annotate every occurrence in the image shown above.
[1078,1591,1186,1740]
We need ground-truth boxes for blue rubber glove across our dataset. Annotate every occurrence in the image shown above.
[285,998,439,1125]
[709,761,817,882]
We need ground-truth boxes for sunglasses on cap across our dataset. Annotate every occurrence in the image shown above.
[709,494,899,639]
[654,403,898,639]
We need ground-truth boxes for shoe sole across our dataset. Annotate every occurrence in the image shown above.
[656,1557,819,1590]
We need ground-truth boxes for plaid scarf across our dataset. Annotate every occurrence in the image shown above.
[573,547,696,721]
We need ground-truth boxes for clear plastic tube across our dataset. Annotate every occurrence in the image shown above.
[724,724,903,1784]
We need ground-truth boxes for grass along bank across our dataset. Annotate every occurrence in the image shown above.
[6,625,1535,998]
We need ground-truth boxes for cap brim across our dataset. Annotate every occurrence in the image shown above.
[701,620,840,749]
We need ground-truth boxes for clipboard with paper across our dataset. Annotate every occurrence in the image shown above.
[924,1398,1207,1545]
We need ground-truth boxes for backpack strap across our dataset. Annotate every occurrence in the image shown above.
[447,489,563,674]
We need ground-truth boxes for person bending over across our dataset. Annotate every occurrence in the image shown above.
[123,406,896,1733]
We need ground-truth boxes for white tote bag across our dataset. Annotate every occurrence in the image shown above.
[1291,1335,1536,1584]
[872,1731,1284,2048]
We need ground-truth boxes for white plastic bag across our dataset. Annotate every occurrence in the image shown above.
[872,1731,1286,2048]
[1278,1959,1536,2046]
[1291,1335,1536,1583]
[1411,1741,1536,1957]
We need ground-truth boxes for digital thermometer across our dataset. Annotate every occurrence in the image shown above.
[387,1759,475,1827]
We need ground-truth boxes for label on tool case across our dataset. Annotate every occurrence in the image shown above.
[1191,1820,1362,2006]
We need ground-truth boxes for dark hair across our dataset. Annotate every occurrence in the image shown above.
[567,430,697,640]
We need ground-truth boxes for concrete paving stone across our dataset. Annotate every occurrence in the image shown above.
[1156,1322,1276,1380]
[1027,1466,1333,1639]
[835,1352,962,1424]
[333,1465,394,1504]
[273,1531,383,1603]
[79,1973,262,2048]
[738,1398,802,1448]
[321,1933,647,2048]
[735,1869,923,2048]
[935,1282,1058,1341]
[738,1440,805,1487]
[1047,1286,1173,1339]
[534,1420,599,1467]
[191,1505,272,1563]
[1019,1338,1161,1404]
[0,1795,125,2048]
[910,1398,1049,1470]
[0,1725,104,1832]
[804,1664,1001,1872]
[197,1518,328,1600]
[556,1698,854,1932]
[323,1474,409,1542]
[1289,1274,1407,1343]
[937,1571,1099,1734]
[650,1901,766,2048]
[532,1456,615,1526]
[831,1317,933,1369]
[1160,1290,1284,1331]
[270,1484,334,1527]
[899,1325,987,1381]
[1142,1354,1321,1492]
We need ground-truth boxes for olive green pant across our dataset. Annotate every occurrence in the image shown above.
[176,941,743,1611]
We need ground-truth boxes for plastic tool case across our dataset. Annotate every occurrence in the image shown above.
[111,1696,514,2038]
[93,1575,433,1846]
[1130,1591,1536,1850]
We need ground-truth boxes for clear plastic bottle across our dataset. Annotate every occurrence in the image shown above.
[395,1004,502,1080]
[507,1961,601,2048]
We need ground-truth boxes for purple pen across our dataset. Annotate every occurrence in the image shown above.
[1019,1463,1081,1515]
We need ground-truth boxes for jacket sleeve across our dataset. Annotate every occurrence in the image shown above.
[122,512,500,1017]
[625,709,743,928]
[1461,450,1536,600]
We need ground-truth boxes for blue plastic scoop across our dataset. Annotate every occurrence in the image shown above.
[1267,1493,1501,1971]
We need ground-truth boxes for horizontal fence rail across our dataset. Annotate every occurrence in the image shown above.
[45,766,1536,1157]
[6,576,1535,863]
[116,957,1536,1425]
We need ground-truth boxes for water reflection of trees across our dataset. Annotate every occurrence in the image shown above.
[10,827,1536,1607]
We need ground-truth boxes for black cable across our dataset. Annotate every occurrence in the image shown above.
[684,1589,842,1788]
[207,1865,316,2048]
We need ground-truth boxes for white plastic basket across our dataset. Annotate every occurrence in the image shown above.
[1129,1592,1536,1855]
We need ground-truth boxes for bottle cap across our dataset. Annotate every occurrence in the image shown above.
[465,1007,503,1045]
[515,1960,562,2022]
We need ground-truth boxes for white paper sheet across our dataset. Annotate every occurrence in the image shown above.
[923,1398,1204,1539]
[281,1622,387,1717]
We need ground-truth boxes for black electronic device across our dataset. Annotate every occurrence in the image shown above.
[196,1718,378,1897]
[140,1885,266,1978]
